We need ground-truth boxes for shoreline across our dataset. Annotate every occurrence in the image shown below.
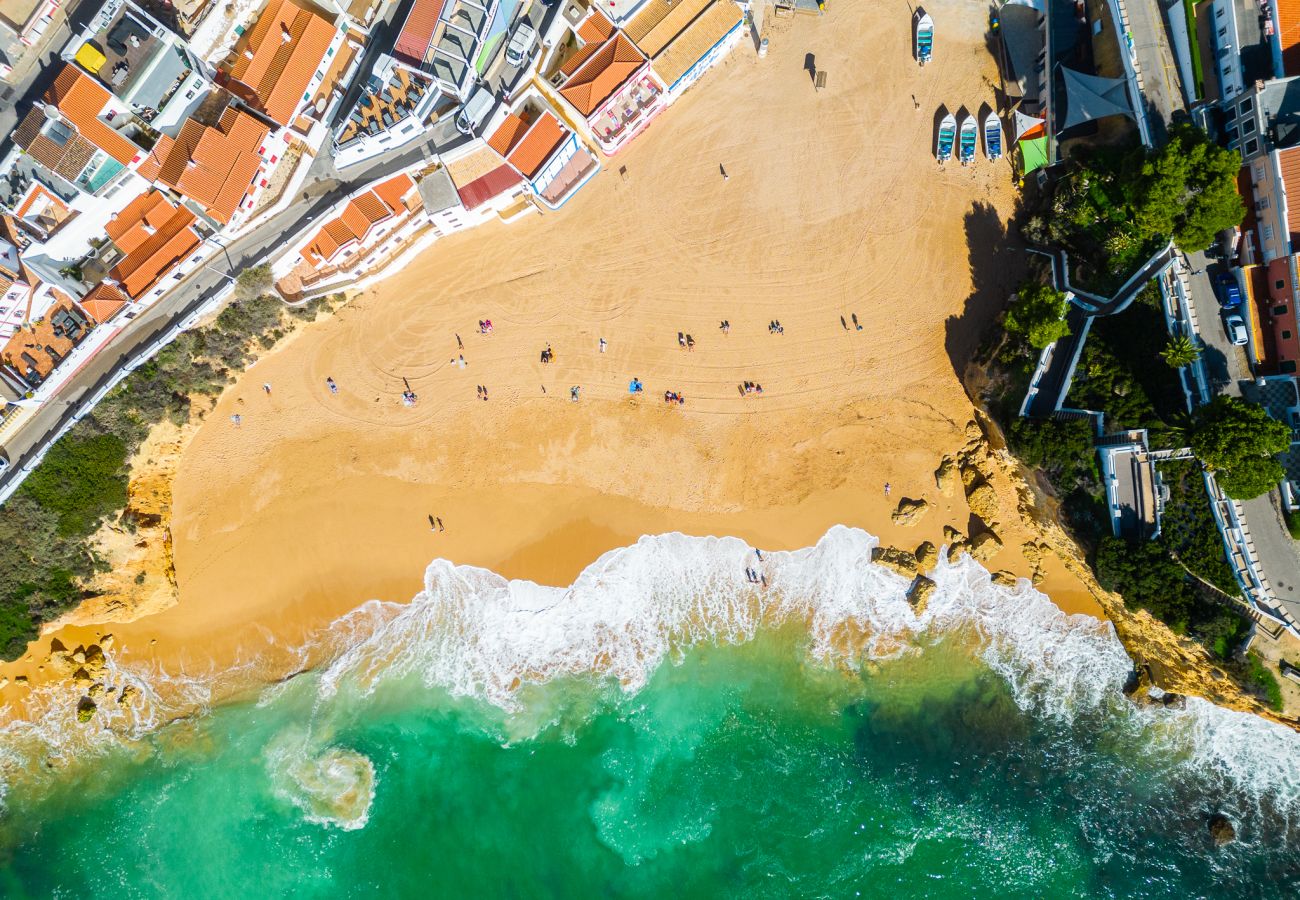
[0,1,1109,721]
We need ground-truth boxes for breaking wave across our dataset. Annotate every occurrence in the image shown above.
[3,526,1300,827]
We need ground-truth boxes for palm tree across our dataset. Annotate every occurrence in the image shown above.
[1160,335,1200,368]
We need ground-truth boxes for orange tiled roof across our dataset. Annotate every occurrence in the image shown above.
[507,113,567,179]
[78,282,129,323]
[106,190,177,255]
[45,64,141,165]
[559,33,646,116]
[1281,0,1300,76]
[305,179,408,267]
[1279,146,1300,247]
[560,9,614,76]
[225,0,337,127]
[136,134,173,182]
[107,191,201,299]
[488,113,530,157]
[373,173,414,211]
[151,106,269,224]
[13,183,68,221]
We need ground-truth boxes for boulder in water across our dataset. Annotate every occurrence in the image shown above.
[871,546,918,577]
[907,576,937,614]
[914,541,939,571]
[118,685,138,705]
[991,570,1018,587]
[76,697,96,724]
[1208,813,1236,846]
[891,498,929,527]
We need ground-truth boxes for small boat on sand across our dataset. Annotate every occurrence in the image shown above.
[984,111,1003,161]
[915,12,933,66]
[936,112,956,163]
[958,114,978,166]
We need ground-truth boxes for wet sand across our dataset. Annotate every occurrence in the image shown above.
[0,1,1102,705]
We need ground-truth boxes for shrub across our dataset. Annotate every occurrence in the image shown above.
[1189,396,1291,499]
[1005,282,1070,350]
[18,433,128,536]
[1243,652,1284,711]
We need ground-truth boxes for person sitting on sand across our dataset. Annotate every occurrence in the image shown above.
[686,335,695,351]
[678,332,686,349]
[570,386,580,401]
[326,377,338,394]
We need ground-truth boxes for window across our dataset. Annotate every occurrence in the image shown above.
[1285,330,1293,340]
[1244,117,1257,134]
[1219,26,1228,37]
[1241,97,1255,113]
[1259,197,1271,210]
[1265,224,1276,241]
[1283,361,1298,373]
[1246,138,1260,155]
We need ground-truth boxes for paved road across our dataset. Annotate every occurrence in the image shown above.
[1127,0,1184,138]
[0,129,447,487]
[1184,250,1253,393]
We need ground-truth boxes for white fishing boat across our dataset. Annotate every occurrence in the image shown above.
[915,12,933,66]
[984,111,1003,161]
[936,112,956,163]
[958,114,978,166]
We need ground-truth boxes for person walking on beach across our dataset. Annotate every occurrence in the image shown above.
[429,514,438,532]
[326,377,338,394]
[437,517,445,532]
[840,315,848,330]
[852,313,862,331]
[884,482,891,497]
[599,337,607,353]
[720,320,730,334]
[456,333,463,350]
[678,332,687,349]
[231,414,242,428]
[686,334,695,351]
[755,548,763,562]
[570,385,581,401]
[263,383,271,395]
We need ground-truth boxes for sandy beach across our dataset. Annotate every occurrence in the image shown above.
[1,1,1103,701]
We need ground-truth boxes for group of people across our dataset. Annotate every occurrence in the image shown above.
[628,377,645,394]
[719,320,731,334]
[677,332,696,351]
[477,319,494,335]
[840,313,863,332]
[744,566,767,586]
[476,385,490,401]
[767,320,785,335]
[401,390,418,406]
[540,344,555,364]
[663,390,685,405]
[739,381,764,396]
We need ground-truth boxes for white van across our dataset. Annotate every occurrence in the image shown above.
[456,86,494,135]
[505,21,536,67]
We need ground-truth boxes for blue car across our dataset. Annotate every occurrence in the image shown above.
[1214,272,1243,309]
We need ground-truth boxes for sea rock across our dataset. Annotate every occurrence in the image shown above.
[991,570,1018,587]
[946,539,969,564]
[14,675,27,685]
[76,697,96,724]
[871,546,918,577]
[960,463,984,491]
[934,456,959,497]
[907,576,937,614]
[964,420,983,442]
[891,498,929,527]
[99,634,115,649]
[1021,541,1042,569]
[968,530,1004,563]
[71,649,86,665]
[914,541,939,571]
[87,683,105,700]
[118,685,138,706]
[943,525,965,543]
[966,482,1000,522]
[1208,813,1237,847]
[71,667,93,687]
[0,676,8,689]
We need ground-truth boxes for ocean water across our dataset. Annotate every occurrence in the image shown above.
[1,527,1299,897]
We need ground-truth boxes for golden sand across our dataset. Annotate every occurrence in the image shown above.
[0,1,1103,700]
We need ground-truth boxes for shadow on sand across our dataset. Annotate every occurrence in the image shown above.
[943,201,1028,383]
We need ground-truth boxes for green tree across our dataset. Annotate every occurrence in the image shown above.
[1160,334,1200,368]
[1005,282,1070,349]
[1189,396,1291,499]
[1130,125,1244,251]
[235,264,274,301]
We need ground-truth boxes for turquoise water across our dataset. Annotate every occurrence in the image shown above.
[1,529,1298,897]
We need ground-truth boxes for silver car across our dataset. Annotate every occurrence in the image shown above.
[1225,314,1249,346]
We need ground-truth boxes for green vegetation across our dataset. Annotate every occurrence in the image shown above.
[1243,651,1284,711]
[1182,0,1205,100]
[1160,335,1200,368]
[1004,282,1071,350]
[1157,460,1238,598]
[0,289,345,659]
[1024,125,1243,291]
[234,264,275,302]
[1285,508,1300,540]
[1189,396,1291,499]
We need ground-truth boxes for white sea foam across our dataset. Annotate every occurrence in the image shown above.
[2,525,1299,824]
[264,728,376,831]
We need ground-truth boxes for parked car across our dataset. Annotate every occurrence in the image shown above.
[1214,272,1243,309]
[505,21,536,67]
[456,86,494,135]
[0,450,9,476]
[1225,314,1249,346]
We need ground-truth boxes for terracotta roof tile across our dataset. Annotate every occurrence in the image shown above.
[456,163,523,210]
[1281,146,1300,247]
[45,64,141,165]
[559,33,646,116]
[78,282,129,323]
[395,0,448,66]
[625,0,713,57]
[560,9,614,76]
[107,191,200,298]
[372,173,414,211]
[507,113,567,179]
[225,0,336,127]
[136,134,173,182]
[488,113,530,157]
[1282,0,1300,77]
[650,0,741,89]
[106,190,176,255]
[150,107,269,223]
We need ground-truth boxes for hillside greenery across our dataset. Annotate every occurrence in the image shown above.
[0,290,343,659]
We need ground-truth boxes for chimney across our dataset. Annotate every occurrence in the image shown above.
[281,24,292,42]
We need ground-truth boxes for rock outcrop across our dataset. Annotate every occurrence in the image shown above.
[1208,813,1237,847]
[891,497,929,527]
[934,456,959,497]
[968,529,1003,563]
[914,541,939,572]
[907,575,937,614]
[871,545,918,577]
